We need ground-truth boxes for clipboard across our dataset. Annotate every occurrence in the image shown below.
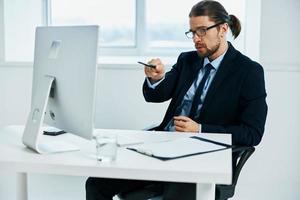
[127,136,233,161]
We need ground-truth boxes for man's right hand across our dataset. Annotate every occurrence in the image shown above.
[144,58,165,83]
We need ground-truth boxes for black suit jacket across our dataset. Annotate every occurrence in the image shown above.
[143,43,267,146]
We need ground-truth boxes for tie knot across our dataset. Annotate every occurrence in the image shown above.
[204,63,214,72]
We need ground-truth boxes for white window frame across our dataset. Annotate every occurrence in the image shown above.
[44,0,262,60]
[0,0,261,66]
[44,0,188,57]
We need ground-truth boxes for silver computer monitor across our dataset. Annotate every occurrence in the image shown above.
[22,25,99,154]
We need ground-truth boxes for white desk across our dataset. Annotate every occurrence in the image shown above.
[0,126,232,200]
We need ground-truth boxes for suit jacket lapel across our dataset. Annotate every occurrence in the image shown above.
[173,55,203,112]
[199,43,238,117]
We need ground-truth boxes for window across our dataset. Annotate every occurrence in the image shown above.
[1,0,251,62]
[50,0,245,56]
[146,0,245,51]
[50,0,136,47]
[146,0,197,48]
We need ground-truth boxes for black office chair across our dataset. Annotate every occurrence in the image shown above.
[216,146,255,200]
[119,145,255,200]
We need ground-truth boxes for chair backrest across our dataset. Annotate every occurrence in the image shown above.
[215,146,255,200]
[232,146,255,186]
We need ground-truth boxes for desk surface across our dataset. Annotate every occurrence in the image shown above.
[0,126,232,184]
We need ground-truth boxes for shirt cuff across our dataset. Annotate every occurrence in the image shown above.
[146,77,165,89]
[198,124,202,133]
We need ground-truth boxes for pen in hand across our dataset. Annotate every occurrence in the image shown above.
[137,61,156,69]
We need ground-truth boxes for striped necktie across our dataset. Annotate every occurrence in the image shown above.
[189,63,214,119]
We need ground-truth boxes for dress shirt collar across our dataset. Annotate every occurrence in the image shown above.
[203,49,227,70]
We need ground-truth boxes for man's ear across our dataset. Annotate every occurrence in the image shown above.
[220,23,229,37]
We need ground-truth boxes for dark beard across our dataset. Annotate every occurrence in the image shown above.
[197,39,221,58]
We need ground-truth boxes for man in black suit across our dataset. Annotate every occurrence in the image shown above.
[143,12,267,148]
[144,42,267,147]
[86,1,267,199]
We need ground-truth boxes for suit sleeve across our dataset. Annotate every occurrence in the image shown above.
[142,53,183,103]
[202,64,268,146]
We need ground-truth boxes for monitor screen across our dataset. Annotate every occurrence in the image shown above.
[23,25,99,153]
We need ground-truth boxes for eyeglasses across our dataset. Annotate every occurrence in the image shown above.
[185,22,224,39]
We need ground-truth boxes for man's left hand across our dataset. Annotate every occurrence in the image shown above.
[173,116,200,132]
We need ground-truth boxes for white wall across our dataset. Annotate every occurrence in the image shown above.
[94,66,169,130]
[232,0,300,199]
[0,65,169,129]
[1,0,300,200]
[0,65,32,127]
[232,71,300,200]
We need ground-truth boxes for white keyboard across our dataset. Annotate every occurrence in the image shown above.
[38,138,79,154]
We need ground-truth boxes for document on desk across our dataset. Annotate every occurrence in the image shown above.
[127,136,232,161]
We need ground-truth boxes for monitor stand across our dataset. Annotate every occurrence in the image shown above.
[22,75,79,154]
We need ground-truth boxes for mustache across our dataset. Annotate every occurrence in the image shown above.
[195,43,206,48]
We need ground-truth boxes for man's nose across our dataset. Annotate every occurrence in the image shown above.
[193,34,202,43]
